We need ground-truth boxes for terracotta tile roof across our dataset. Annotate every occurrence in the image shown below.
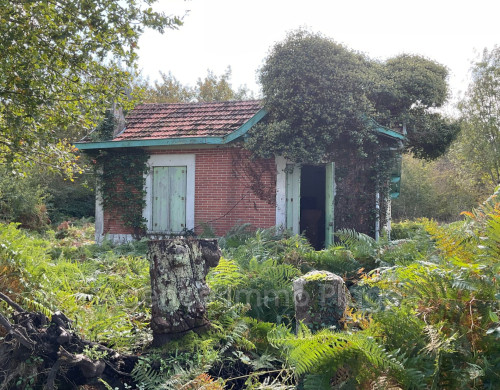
[114,100,263,141]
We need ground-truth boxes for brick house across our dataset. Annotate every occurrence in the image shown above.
[76,100,404,247]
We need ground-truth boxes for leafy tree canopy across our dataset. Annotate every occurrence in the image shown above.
[457,46,500,184]
[0,0,181,175]
[247,30,459,163]
[196,67,252,102]
[141,67,252,103]
[142,71,195,103]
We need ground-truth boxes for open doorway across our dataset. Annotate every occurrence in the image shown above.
[300,165,326,249]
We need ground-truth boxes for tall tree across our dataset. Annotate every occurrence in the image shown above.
[247,30,373,163]
[0,0,181,175]
[247,30,459,163]
[196,67,252,102]
[370,54,460,160]
[142,67,252,103]
[457,47,500,185]
[143,71,195,103]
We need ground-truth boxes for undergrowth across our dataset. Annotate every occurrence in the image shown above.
[2,188,500,389]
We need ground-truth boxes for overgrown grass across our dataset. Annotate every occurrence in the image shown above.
[0,221,152,351]
[2,196,499,389]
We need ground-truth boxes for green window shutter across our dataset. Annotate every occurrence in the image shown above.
[169,166,187,232]
[152,166,187,233]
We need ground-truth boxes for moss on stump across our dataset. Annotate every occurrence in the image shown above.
[293,270,347,332]
[148,238,221,346]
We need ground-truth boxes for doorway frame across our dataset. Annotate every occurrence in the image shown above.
[275,157,335,247]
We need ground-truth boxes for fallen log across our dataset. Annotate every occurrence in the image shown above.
[0,292,137,390]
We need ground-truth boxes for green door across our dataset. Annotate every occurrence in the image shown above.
[152,166,187,233]
[285,164,301,234]
[324,162,335,247]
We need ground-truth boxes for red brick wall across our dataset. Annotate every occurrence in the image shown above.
[104,146,277,236]
[103,181,136,236]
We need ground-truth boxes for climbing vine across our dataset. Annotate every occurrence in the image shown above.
[230,147,277,205]
[332,138,398,236]
[89,148,150,237]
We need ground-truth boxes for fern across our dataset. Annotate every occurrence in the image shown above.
[131,356,170,390]
[21,297,53,319]
[268,324,407,387]
[335,229,378,260]
[206,257,245,298]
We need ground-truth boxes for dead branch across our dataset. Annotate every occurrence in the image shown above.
[0,303,138,389]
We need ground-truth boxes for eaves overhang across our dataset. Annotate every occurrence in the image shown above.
[74,107,268,150]
[363,116,406,141]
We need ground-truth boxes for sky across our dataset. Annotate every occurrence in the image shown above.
[138,0,500,105]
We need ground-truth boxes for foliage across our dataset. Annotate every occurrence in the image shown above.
[0,0,181,176]
[248,29,459,164]
[143,71,196,103]
[392,153,486,222]
[256,191,500,388]
[43,172,95,223]
[247,29,373,164]
[3,191,500,389]
[131,350,220,390]
[221,226,312,269]
[0,223,152,352]
[91,148,150,235]
[0,167,50,230]
[361,191,500,388]
[403,109,460,160]
[208,255,300,325]
[141,67,252,103]
[268,324,413,389]
[196,67,252,102]
[0,223,52,299]
[372,54,449,117]
[457,46,500,184]
[302,246,361,281]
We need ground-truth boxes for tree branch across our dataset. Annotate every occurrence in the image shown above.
[0,292,25,313]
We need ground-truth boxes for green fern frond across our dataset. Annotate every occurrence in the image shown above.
[302,373,332,390]
[207,257,245,295]
[131,356,168,390]
[336,229,377,253]
[22,297,53,318]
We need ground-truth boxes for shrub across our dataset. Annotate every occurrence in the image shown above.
[0,168,50,230]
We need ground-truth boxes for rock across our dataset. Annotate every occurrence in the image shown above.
[293,270,347,332]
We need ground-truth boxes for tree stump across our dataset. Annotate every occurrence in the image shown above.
[148,238,221,346]
[293,270,347,332]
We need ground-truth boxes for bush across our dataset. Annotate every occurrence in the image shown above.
[392,154,482,222]
[0,168,50,230]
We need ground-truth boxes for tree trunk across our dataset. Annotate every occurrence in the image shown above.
[148,238,221,346]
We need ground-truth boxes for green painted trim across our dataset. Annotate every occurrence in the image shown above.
[75,136,224,150]
[223,108,267,143]
[75,107,268,150]
[362,116,406,141]
[374,126,406,140]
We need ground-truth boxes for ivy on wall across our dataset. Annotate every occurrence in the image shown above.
[332,138,398,236]
[230,147,277,206]
[89,148,150,237]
